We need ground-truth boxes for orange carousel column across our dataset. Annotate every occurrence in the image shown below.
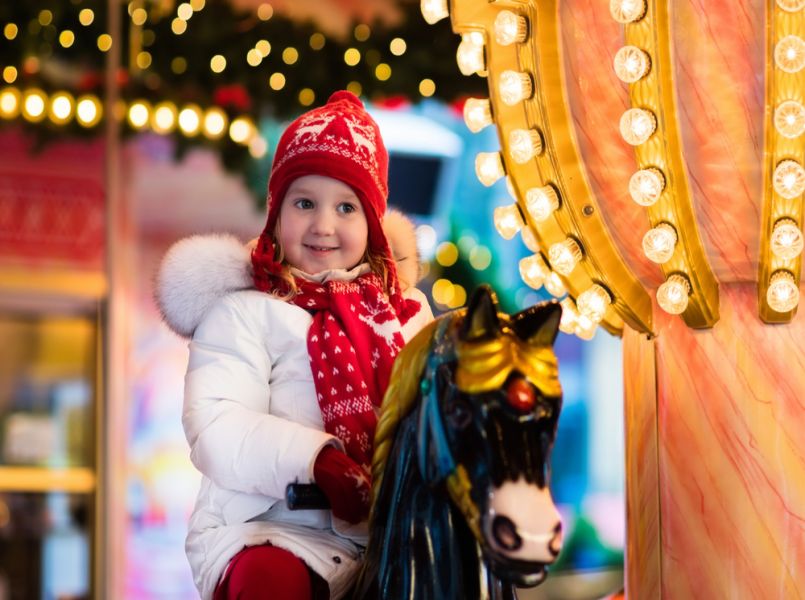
[625,284,805,599]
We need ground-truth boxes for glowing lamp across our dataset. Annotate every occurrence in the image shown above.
[0,87,21,119]
[558,298,579,334]
[642,223,677,264]
[421,0,448,25]
[775,36,805,73]
[767,270,800,313]
[493,204,524,240]
[520,226,540,253]
[577,284,612,323]
[548,238,583,275]
[457,33,485,76]
[22,89,47,122]
[229,116,255,144]
[773,160,805,199]
[774,100,805,139]
[152,102,177,134]
[613,46,650,83]
[525,186,560,222]
[203,108,228,139]
[609,0,647,23]
[494,10,527,46]
[464,98,492,133]
[770,219,804,260]
[475,152,505,186]
[657,274,690,315]
[519,254,548,289]
[509,128,543,164]
[499,70,532,106]
[128,101,150,130]
[544,272,566,298]
[49,92,74,124]
[178,105,202,136]
[620,108,656,145]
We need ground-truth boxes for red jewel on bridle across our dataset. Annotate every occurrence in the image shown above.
[506,378,535,412]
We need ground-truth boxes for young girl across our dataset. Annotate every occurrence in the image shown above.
[157,91,433,600]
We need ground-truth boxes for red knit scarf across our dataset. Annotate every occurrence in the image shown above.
[291,273,404,471]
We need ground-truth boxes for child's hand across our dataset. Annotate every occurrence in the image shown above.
[313,445,371,524]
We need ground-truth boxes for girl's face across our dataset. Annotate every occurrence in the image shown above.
[277,175,369,274]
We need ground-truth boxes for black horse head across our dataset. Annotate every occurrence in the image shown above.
[355,286,563,598]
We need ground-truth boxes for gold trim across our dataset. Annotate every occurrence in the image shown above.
[450,0,654,336]
[625,0,720,328]
[758,2,804,323]
[0,466,96,493]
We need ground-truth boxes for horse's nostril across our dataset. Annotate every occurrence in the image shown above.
[492,515,523,551]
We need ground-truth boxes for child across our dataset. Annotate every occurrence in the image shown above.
[157,91,433,600]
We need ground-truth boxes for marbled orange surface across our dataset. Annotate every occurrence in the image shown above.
[622,327,662,600]
[649,284,805,598]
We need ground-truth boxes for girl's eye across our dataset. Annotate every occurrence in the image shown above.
[337,202,357,214]
[294,198,314,209]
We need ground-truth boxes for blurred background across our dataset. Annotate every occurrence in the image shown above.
[0,1,625,598]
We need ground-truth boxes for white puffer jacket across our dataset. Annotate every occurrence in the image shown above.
[156,211,432,600]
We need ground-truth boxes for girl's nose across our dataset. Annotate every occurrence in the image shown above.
[310,210,335,235]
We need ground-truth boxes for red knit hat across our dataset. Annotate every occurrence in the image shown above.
[252,91,414,319]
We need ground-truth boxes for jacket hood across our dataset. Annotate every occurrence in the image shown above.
[155,209,422,338]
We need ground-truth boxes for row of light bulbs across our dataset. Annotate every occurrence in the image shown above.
[610,0,804,316]
[422,0,612,339]
[0,85,265,156]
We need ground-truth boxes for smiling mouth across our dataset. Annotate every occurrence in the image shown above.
[305,244,338,252]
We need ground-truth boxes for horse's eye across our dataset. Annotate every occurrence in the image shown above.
[506,378,535,413]
[446,400,472,429]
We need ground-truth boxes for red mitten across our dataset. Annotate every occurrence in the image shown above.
[313,445,371,524]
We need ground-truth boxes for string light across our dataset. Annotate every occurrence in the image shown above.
[773,160,805,199]
[390,38,407,56]
[525,185,560,222]
[436,241,459,267]
[774,101,805,138]
[0,87,21,119]
[519,254,548,289]
[354,24,371,42]
[469,246,492,270]
[178,105,202,136]
[475,151,505,186]
[493,204,525,239]
[521,226,540,252]
[2,67,16,84]
[48,92,74,124]
[456,32,485,76]
[498,70,533,106]
[620,108,656,145]
[558,298,579,334]
[577,284,612,323]
[375,64,392,81]
[152,102,177,134]
[548,238,583,275]
[59,30,75,48]
[78,9,94,26]
[609,0,647,23]
[4,23,19,40]
[656,274,690,315]
[22,89,47,122]
[629,168,665,206]
[767,270,800,312]
[127,101,150,129]
[344,48,361,66]
[203,107,227,139]
[256,40,271,57]
[309,33,325,50]
[76,95,102,127]
[419,79,436,97]
[249,135,268,159]
[298,88,315,106]
[131,7,147,26]
[494,10,527,46]
[229,116,254,144]
[269,72,286,90]
[544,272,566,298]
[642,223,677,264]
[774,36,805,73]
[613,46,650,83]
[508,128,543,164]
[574,314,597,340]
[282,47,299,65]
[463,98,492,133]
[421,0,448,25]
[210,55,226,73]
[770,218,804,260]
[172,18,187,35]
[177,3,193,20]
[257,3,273,20]
[97,34,113,52]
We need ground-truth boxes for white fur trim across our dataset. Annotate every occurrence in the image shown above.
[383,209,420,290]
[155,234,252,338]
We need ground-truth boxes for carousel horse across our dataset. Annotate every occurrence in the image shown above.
[350,285,565,599]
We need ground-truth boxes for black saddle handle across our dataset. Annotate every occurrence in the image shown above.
[285,483,331,510]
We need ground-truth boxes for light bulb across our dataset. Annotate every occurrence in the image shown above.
[620,108,656,145]
[229,116,255,144]
[494,10,527,46]
[493,204,524,240]
[609,0,647,23]
[509,128,543,164]
[521,226,540,252]
[574,314,597,340]
[457,33,485,76]
[76,95,101,127]
[774,100,805,139]
[544,272,566,297]
[776,0,805,10]
[770,218,804,260]
[499,70,532,106]
[203,107,228,139]
[558,298,579,334]
[421,0,448,25]
[178,105,202,136]
[519,254,548,289]
[22,89,47,122]
[773,160,805,199]
[613,46,650,83]
[49,92,74,124]
[629,168,665,206]
[128,101,150,129]
[525,185,560,222]
[577,284,612,323]
[475,152,505,186]
[505,176,517,199]
[0,87,21,119]
[463,98,492,133]
[642,222,677,264]
[548,238,583,275]
[775,36,805,73]
[767,270,800,312]
[656,274,690,315]
[152,102,177,134]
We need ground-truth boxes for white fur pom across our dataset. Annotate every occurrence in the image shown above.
[383,209,420,290]
[155,234,252,338]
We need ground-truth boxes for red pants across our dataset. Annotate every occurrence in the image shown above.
[213,544,329,600]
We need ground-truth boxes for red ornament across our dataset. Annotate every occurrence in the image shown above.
[213,84,252,112]
[506,378,535,413]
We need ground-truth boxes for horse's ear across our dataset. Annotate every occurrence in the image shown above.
[460,285,501,342]
[511,301,562,347]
